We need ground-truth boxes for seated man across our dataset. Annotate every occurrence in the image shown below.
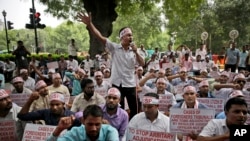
[127,92,170,132]
[0,89,26,140]
[197,97,248,141]
[47,105,119,141]
[17,92,81,126]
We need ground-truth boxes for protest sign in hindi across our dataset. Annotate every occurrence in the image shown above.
[0,120,17,141]
[10,93,30,107]
[170,108,215,134]
[46,61,59,69]
[197,98,224,114]
[126,127,175,141]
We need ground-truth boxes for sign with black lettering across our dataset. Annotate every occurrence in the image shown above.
[230,125,250,140]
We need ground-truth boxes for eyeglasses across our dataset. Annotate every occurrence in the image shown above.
[236,80,246,84]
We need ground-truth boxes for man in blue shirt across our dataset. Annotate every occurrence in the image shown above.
[47,105,119,141]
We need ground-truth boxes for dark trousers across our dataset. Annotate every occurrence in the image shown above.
[225,64,237,72]
[112,84,139,120]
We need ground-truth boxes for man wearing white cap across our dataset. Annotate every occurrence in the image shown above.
[197,80,214,98]
[100,87,128,141]
[78,12,144,120]
[94,71,111,98]
[0,89,26,140]
[18,92,81,126]
[29,80,50,112]
[47,73,70,101]
[204,55,214,72]
[103,68,111,84]
[20,69,35,90]
[65,68,85,96]
[11,76,32,94]
[127,93,170,132]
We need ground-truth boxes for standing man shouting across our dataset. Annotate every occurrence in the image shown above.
[77,12,145,120]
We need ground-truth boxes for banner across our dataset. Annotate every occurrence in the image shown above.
[126,127,175,141]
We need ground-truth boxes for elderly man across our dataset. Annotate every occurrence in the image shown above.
[18,92,80,126]
[71,78,105,112]
[94,71,111,98]
[20,69,35,90]
[47,105,119,141]
[197,97,248,141]
[11,76,32,94]
[0,89,26,140]
[127,92,170,132]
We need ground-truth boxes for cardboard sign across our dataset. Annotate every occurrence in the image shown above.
[209,71,220,79]
[162,63,173,69]
[22,124,66,141]
[159,95,173,112]
[170,108,215,134]
[0,120,17,141]
[197,98,224,114]
[126,127,175,141]
[46,61,59,69]
[174,85,185,95]
[10,93,30,107]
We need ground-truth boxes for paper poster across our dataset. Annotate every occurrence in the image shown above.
[197,98,224,114]
[22,124,66,141]
[158,95,174,112]
[162,63,173,69]
[170,108,215,134]
[0,120,17,141]
[126,127,175,141]
[47,61,59,69]
[174,85,185,95]
[10,93,30,107]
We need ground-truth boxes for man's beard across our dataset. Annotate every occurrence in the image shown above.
[106,104,118,111]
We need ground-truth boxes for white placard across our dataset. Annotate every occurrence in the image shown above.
[0,120,17,141]
[170,108,215,134]
[174,85,185,95]
[10,93,30,107]
[47,61,59,69]
[22,124,66,141]
[126,127,175,141]
[162,63,173,69]
[197,98,224,114]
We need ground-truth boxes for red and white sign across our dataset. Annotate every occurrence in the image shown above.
[170,108,215,134]
[22,124,65,141]
[197,98,224,114]
[0,120,17,141]
[159,95,173,112]
[10,93,30,107]
[126,127,175,141]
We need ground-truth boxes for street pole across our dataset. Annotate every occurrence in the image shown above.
[32,0,39,54]
[2,10,10,53]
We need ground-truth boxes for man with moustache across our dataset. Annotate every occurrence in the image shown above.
[71,78,105,112]
[17,92,81,126]
[100,87,129,141]
[11,76,32,94]
[197,97,248,141]
[77,12,144,120]
[0,89,26,140]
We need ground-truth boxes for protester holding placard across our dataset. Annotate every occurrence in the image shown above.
[18,92,81,127]
[197,97,248,141]
[0,89,26,140]
[127,93,170,132]
[47,105,119,141]
[172,85,209,140]
[11,76,32,94]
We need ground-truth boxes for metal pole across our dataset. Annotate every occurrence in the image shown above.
[2,10,10,53]
[32,0,39,54]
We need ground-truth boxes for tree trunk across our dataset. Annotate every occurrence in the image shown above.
[83,0,117,59]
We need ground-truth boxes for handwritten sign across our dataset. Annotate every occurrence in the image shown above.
[126,127,175,141]
[10,93,30,107]
[159,95,173,112]
[209,71,220,79]
[197,98,224,114]
[174,85,185,95]
[22,124,66,141]
[162,63,173,69]
[170,108,215,134]
[46,61,59,69]
[0,120,17,141]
